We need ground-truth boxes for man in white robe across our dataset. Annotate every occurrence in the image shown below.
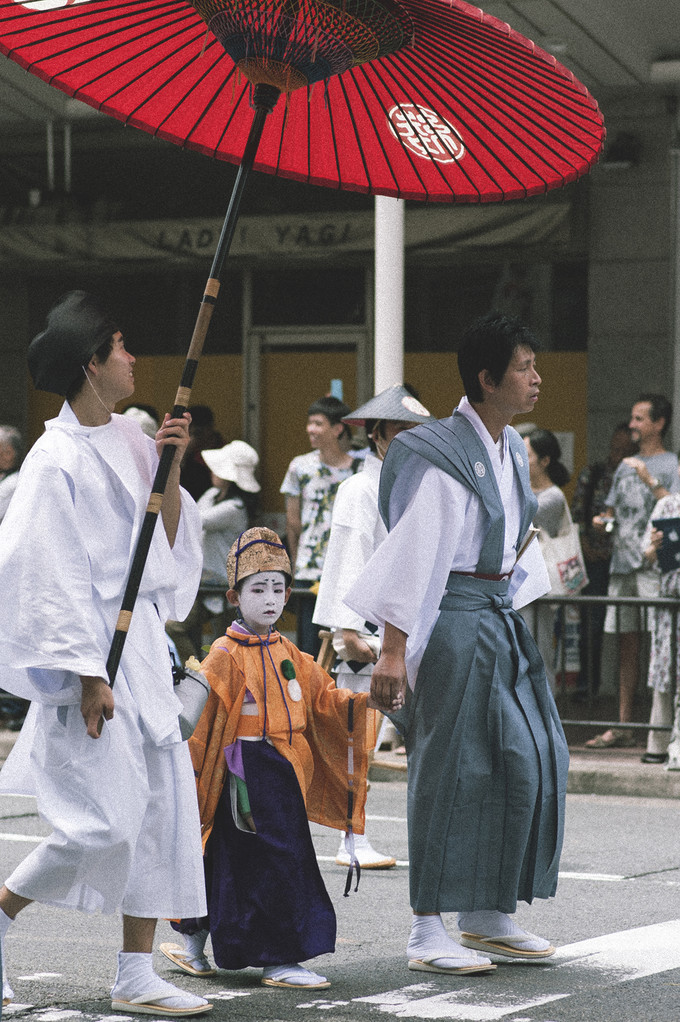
[346,312,568,977]
[313,384,432,869]
[0,292,211,1014]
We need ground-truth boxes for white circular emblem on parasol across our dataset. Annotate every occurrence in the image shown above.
[474,461,486,477]
[15,0,93,9]
[387,104,465,164]
[287,679,302,702]
[516,453,524,467]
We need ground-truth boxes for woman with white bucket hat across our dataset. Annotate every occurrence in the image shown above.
[167,440,260,664]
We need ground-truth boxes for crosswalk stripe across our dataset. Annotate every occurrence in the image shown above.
[353,920,680,1020]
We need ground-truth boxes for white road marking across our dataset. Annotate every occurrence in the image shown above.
[355,984,568,1020]
[17,972,62,980]
[348,920,680,1020]
[32,1012,83,1021]
[317,854,630,883]
[0,832,43,843]
[204,990,253,1000]
[558,871,625,882]
[552,919,680,978]
[6,923,680,1021]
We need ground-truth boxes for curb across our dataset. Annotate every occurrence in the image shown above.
[370,747,680,799]
[3,731,678,800]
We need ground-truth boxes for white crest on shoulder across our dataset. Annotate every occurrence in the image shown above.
[474,461,486,477]
[516,452,525,468]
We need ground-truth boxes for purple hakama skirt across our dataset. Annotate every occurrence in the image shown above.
[177,738,336,969]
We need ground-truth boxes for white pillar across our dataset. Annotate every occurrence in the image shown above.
[374,195,405,391]
[672,108,680,453]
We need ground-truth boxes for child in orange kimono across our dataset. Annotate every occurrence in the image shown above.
[161,527,380,989]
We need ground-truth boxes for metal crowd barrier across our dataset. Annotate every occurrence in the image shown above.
[2,587,674,739]
[195,586,678,734]
[529,593,679,733]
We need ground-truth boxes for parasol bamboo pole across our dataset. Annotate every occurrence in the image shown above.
[106,82,281,688]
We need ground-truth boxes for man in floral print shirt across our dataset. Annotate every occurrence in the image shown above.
[281,396,361,655]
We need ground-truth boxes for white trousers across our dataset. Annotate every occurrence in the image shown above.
[2,693,206,919]
[646,688,672,756]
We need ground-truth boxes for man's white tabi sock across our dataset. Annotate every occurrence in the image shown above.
[407,914,490,967]
[0,908,15,1003]
[111,950,209,1010]
[457,910,551,952]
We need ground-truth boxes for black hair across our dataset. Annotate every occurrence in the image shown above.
[307,395,351,425]
[215,481,259,520]
[363,419,378,454]
[635,393,672,437]
[187,404,216,428]
[457,311,539,404]
[65,333,115,402]
[307,395,352,441]
[528,428,570,487]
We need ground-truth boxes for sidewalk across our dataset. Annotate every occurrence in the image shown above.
[370,744,680,799]
[1,728,678,800]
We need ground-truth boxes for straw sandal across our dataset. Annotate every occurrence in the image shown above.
[459,933,556,959]
[408,953,496,975]
[585,728,636,749]
[159,942,216,977]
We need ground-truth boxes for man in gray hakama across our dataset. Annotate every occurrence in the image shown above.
[346,312,569,975]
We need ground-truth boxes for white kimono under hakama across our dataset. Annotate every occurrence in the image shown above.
[313,453,385,692]
[0,404,207,919]
[346,399,568,914]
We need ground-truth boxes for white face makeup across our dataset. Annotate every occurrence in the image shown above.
[236,571,288,633]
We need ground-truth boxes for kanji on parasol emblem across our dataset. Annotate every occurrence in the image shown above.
[0,0,605,686]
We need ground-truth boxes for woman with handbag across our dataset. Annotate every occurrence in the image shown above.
[521,430,575,694]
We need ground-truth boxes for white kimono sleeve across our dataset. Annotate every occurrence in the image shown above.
[345,463,472,684]
[0,451,107,701]
[313,472,381,631]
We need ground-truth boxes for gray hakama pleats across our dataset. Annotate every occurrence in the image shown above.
[394,572,569,914]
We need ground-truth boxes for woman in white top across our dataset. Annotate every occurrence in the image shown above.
[167,440,260,665]
[522,429,570,694]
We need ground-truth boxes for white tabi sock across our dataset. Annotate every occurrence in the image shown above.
[407,914,490,968]
[457,910,551,952]
[111,951,209,1010]
[0,908,15,1003]
[182,929,209,960]
[262,963,329,986]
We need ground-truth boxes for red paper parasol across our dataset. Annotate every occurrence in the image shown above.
[0,0,605,686]
[0,0,604,201]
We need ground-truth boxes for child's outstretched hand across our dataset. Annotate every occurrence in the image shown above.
[367,691,404,713]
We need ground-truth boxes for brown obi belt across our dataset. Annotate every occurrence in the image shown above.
[452,569,513,582]
[235,715,263,740]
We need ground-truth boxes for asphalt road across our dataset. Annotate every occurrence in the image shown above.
[1,782,679,1022]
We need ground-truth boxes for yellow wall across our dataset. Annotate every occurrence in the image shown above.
[28,350,587,507]
[259,349,359,512]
